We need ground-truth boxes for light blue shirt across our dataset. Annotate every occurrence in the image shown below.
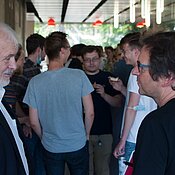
[24,67,94,153]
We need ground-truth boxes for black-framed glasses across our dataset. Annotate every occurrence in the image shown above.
[83,57,100,63]
[137,61,150,73]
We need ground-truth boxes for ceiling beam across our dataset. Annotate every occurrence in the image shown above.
[82,0,108,23]
[61,0,69,23]
[26,0,43,23]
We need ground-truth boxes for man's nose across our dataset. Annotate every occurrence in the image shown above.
[132,65,139,75]
[9,57,17,70]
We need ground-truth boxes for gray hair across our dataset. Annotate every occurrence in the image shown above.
[0,23,18,49]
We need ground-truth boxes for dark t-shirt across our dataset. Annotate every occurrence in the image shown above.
[86,70,120,135]
[68,58,83,70]
[133,98,175,175]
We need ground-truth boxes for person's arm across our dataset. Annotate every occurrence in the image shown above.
[29,107,42,139]
[95,83,123,107]
[113,92,140,158]
[82,94,94,140]
[109,79,127,97]
[15,102,27,117]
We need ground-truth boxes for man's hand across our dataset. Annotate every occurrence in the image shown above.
[113,139,126,158]
[109,79,127,97]
[23,125,32,138]
[95,83,106,98]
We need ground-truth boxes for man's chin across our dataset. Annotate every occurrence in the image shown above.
[0,79,10,87]
[138,88,144,95]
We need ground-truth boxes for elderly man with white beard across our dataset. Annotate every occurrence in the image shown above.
[0,23,32,175]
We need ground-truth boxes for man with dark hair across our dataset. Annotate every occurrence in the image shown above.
[17,33,46,175]
[65,43,86,69]
[132,32,175,175]
[19,33,46,115]
[26,34,45,56]
[24,31,94,175]
[82,45,122,175]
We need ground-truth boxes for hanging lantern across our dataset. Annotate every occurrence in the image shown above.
[136,20,145,28]
[92,20,103,27]
[48,17,56,26]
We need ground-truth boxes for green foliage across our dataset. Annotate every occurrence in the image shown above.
[35,22,139,48]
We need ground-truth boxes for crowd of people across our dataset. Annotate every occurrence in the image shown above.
[1,21,175,175]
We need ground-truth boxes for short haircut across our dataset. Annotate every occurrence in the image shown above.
[120,32,141,50]
[142,32,175,81]
[45,31,69,61]
[26,33,45,55]
[82,45,101,58]
[0,23,18,50]
[70,44,86,57]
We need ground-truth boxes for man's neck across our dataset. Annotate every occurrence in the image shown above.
[48,60,64,71]
[28,55,36,64]
[157,89,175,107]
[85,69,100,75]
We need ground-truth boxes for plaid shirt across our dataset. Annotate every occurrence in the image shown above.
[18,58,41,114]
[23,59,41,83]
[4,73,28,111]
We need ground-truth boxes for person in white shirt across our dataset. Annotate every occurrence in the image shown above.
[110,32,157,174]
[0,22,31,175]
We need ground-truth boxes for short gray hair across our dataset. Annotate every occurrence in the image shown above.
[0,23,18,49]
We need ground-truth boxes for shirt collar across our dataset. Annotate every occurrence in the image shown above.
[0,87,5,101]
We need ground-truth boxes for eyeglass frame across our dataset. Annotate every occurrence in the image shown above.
[83,57,100,63]
[137,60,150,73]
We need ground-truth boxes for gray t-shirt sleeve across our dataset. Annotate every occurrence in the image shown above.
[23,78,37,108]
[81,71,94,97]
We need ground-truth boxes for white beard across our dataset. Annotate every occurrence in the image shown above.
[0,78,10,88]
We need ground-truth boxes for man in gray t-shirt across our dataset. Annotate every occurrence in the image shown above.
[24,31,94,175]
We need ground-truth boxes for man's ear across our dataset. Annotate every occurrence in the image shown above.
[60,47,65,55]
[161,76,174,87]
[35,47,41,55]
[134,48,140,58]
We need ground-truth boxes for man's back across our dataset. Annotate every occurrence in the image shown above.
[24,67,93,153]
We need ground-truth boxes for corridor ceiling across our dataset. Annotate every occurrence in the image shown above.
[26,0,175,25]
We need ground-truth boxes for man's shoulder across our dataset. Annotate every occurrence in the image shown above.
[23,59,34,68]
[64,67,85,76]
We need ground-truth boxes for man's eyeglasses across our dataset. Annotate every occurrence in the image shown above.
[83,57,100,63]
[137,61,150,73]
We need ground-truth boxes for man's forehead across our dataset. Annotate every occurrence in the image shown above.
[0,42,17,58]
[139,47,150,62]
[84,51,98,56]
[122,43,130,49]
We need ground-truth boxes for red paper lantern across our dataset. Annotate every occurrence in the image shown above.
[93,20,103,27]
[48,17,56,26]
[136,20,145,28]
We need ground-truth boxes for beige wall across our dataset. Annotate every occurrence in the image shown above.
[1,0,27,46]
[0,0,5,22]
